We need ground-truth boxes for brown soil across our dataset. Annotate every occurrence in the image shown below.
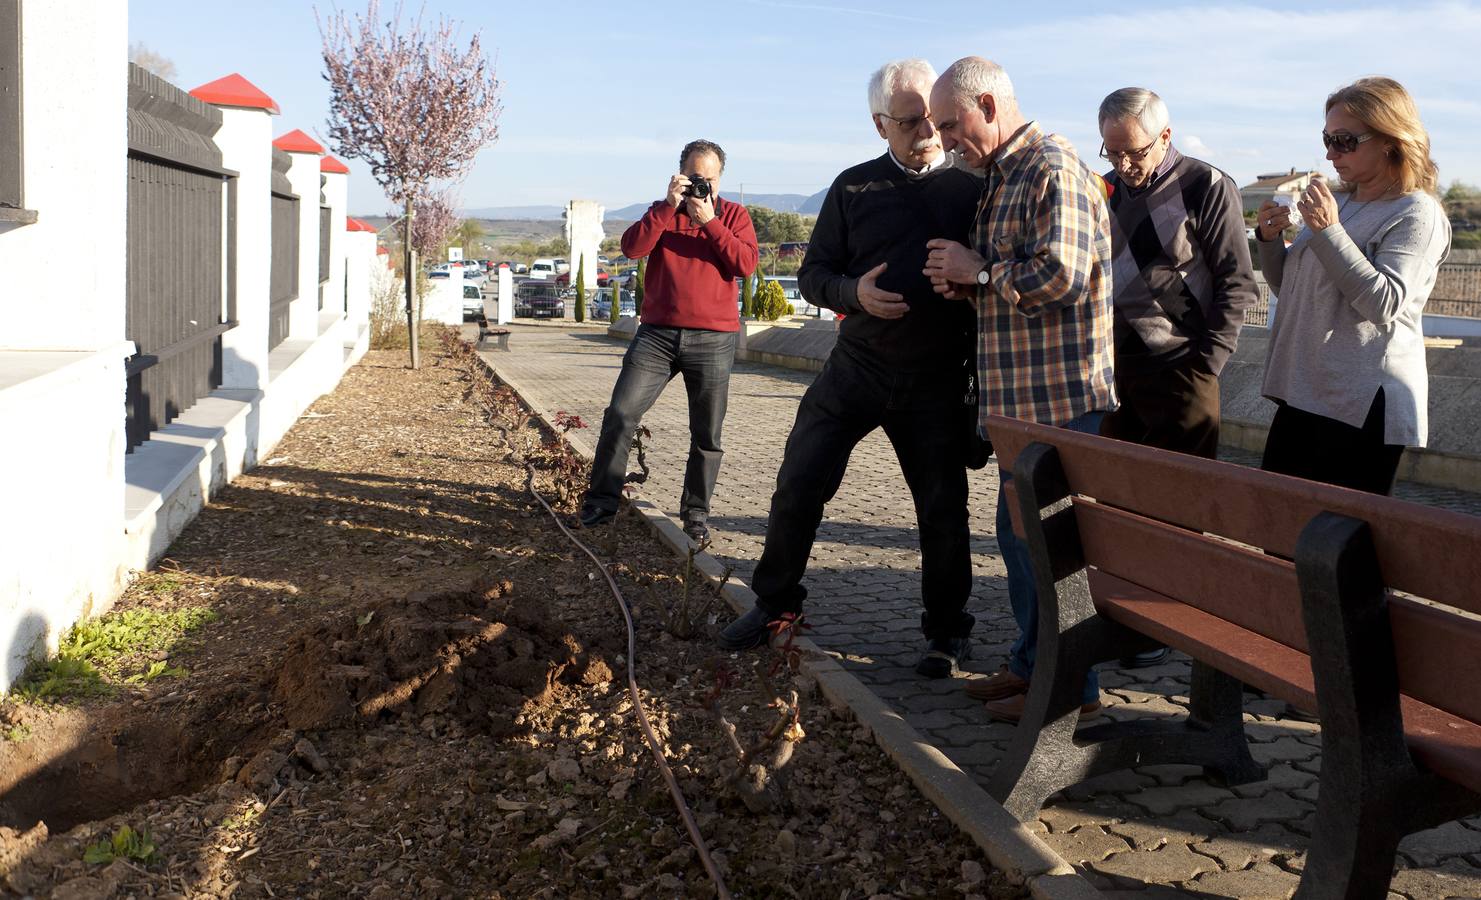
[0,336,1019,899]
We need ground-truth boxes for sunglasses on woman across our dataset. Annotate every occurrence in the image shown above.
[1322,130,1375,154]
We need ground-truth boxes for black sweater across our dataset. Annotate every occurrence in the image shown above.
[800,153,981,372]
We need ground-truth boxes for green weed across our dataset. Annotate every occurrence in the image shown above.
[3,724,31,743]
[83,825,156,865]
[13,606,216,702]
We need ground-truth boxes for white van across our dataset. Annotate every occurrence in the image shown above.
[529,258,556,280]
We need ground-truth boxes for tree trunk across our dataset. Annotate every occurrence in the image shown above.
[403,195,420,369]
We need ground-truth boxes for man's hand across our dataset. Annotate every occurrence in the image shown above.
[685,191,716,227]
[923,238,986,284]
[666,174,691,209]
[856,262,908,319]
[928,274,970,300]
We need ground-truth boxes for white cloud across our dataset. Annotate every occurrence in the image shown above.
[1181,134,1214,158]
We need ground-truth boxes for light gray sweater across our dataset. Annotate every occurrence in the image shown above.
[1258,191,1451,446]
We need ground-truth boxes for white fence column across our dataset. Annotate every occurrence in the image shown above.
[193,75,279,392]
[274,129,324,341]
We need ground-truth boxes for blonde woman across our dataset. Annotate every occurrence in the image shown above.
[1256,77,1451,494]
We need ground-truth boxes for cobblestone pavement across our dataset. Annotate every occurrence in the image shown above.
[476,324,1481,899]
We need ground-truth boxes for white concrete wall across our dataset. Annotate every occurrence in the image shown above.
[345,230,377,339]
[0,2,127,349]
[422,275,465,325]
[0,2,129,686]
[284,150,322,340]
[217,106,274,393]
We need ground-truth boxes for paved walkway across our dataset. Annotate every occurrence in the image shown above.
[476,324,1481,899]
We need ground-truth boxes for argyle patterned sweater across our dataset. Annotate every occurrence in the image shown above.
[1105,148,1256,375]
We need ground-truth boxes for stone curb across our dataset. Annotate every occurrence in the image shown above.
[472,338,1094,892]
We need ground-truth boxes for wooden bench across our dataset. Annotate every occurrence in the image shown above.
[982,413,1481,900]
[477,321,511,351]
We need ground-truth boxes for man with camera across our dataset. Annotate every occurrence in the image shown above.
[576,140,758,544]
[716,60,980,679]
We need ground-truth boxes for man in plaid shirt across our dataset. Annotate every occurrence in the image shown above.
[924,56,1117,723]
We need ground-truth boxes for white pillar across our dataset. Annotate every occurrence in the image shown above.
[496,265,513,324]
[345,228,375,336]
[275,131,323,340]
[320,160,348,322]
[211,105,274,390]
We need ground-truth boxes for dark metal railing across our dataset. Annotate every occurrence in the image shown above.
[124,63,236,452]
[317,204,331,310]
[269,147,298,349]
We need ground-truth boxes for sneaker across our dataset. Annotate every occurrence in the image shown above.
[1117,646,1170,669]
[682,518,709,545]
[982,691,1103,723]
[578,506,616,529]
[716,605,782,651]
[916,634,971,679]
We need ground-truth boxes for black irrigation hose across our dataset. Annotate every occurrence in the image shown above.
[522,470,733,900]
[456,342,732,899]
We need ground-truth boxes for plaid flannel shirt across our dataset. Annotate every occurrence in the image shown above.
[972,121,1117,426]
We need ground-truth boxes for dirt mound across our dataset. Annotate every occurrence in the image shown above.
[273,578,613,737]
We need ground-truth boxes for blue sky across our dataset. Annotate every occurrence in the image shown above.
[129,0,1481,216]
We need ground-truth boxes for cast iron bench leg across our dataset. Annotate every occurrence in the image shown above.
[988,442,1265,821]
[1293,513,1481,900]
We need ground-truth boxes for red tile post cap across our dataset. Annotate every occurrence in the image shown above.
[189,74,280,114]
[273,129,325,154]
[321,155,351,174]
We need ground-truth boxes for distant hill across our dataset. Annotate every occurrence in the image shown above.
[362,189,829,225]
[613,190,825,220]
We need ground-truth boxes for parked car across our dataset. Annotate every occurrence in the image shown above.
[591,287,636,320]
[513,281,566,319]
[553,257,570,274]
[778,241,809,259]
[597,255,610,265]
[502,260,529,274]
[529,258,557,279]
[463,283,483,319]
[554,268,610,288]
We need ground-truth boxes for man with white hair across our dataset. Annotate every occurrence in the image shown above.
[923,56,1116,721]
[718,59,981,679]
[1096,88,1256,667]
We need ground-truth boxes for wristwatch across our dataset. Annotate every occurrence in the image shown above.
[975,264,991,286]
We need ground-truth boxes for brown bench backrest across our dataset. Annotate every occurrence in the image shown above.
[985,414,1481,727]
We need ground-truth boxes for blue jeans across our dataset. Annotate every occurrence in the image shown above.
[583,324,738,523]
[996,409,1106,704]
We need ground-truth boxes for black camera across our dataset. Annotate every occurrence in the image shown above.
[683,177,712,200]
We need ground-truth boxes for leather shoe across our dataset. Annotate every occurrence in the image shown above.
[982,691,1103,724]
[578,506,616,528]
[716,605,782,651]
[964,665,1030,701]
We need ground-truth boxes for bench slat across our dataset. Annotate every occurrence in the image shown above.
[988,415,1481,617]
[1072,478,1481,727]
[1090,571,1481,794]
[1074,500,1308,653]
[1088,570,1318,709]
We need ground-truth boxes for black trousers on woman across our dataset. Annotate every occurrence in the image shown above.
[1260,388,1405,495]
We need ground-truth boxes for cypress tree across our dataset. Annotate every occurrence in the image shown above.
[634,258,646,319]
[574,256,586,323]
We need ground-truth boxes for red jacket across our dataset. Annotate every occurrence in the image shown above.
[621,199,758,332]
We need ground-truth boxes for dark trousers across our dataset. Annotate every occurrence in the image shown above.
[583,324,738,522]
[750,347,973,641]
[1260,389,1404,495]
[1100,354,1221,458]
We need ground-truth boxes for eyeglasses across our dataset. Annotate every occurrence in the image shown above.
[1099,136,1159,164]
[1321,130,1375,154]
[878,112,931,131]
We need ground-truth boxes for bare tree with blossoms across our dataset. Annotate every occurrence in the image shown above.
[393,188,460,259]
[319,0,502,368]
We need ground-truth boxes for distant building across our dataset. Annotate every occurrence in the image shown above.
[1240,168,1319,214]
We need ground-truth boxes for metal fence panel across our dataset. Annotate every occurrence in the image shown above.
[124,63,233,452]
